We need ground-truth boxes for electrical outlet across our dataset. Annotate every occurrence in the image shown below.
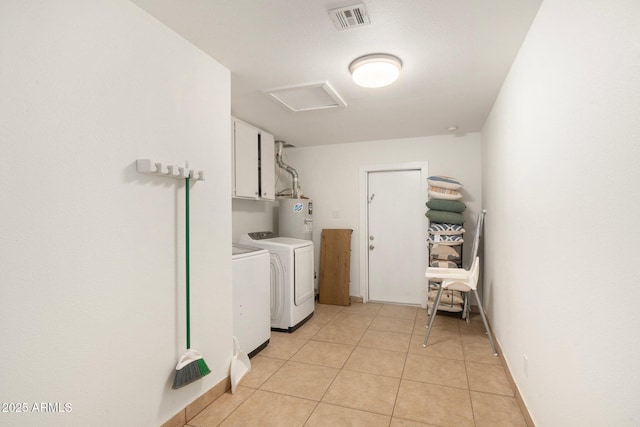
[523,354,529,378]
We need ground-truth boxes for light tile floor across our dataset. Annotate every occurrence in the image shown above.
[186,302,528,427]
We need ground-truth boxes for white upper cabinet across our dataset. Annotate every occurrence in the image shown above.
[259,131,275,200]
[233,119,259,199]
[232,118,275,201]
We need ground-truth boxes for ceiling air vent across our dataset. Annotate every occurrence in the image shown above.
[329,4,370,30]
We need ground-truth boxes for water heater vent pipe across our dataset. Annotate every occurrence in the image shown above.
[275,140,300,198]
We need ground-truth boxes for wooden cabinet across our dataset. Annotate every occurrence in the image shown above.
[319,229,353,306]
[232,118,275,200]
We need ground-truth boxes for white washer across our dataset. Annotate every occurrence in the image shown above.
[232,244,270,357]
[239,232,315,332]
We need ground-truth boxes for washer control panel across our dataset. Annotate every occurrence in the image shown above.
[247,231,278,240]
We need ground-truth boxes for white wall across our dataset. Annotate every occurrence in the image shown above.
[231,199,276,243]
[482,0,640,425]
[0,2,231,426]
[282,134,482,296]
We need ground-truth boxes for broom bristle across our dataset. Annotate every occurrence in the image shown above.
[197,358,211,377]
[172,358,209,389]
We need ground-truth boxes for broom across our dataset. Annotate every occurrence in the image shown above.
[172,176,211,389]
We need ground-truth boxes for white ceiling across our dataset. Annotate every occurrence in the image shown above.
[131,0,542,147]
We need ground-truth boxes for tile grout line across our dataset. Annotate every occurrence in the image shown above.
[214,386,256,426]
[460,320,478,427]
[224,303,525,426]
[317,304,392,420]
[307,310,359,408]
[299,305,359,424]
[311,304,395,420]
[218,315,319,426]
[264,305,351,425]
[389,307,416,422]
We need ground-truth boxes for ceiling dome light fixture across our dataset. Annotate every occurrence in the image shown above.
[349,54,402,88]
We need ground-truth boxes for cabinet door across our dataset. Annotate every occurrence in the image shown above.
[259,131,275,200]
[233,120,259,199]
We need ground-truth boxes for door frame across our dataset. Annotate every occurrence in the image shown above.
[358,162,429,307]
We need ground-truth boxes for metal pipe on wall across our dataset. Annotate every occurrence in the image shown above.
[275,140,300,198]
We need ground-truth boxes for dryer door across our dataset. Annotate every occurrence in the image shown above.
[269,254,285,325]
[294,244,314,305]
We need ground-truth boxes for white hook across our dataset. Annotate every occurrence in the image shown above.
[136,159,205,182]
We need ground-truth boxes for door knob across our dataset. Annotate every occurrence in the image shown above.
[369,244,375,250]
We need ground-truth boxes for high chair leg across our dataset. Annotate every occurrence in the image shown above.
[473,289,498,356]
[423,285,445,347]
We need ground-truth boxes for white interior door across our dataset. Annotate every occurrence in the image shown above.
[367,169,424,304]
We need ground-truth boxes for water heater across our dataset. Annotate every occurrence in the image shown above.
[279,198,313,241]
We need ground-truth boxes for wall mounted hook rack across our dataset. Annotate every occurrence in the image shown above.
[136,159,205,181]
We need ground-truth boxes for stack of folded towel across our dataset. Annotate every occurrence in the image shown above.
[425,176,466,313]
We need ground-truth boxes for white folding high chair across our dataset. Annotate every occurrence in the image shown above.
[423,256,498,356]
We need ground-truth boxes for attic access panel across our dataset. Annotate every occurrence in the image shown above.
[262,81,347,112]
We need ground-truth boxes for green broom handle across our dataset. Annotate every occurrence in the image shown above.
[186,177,191,350]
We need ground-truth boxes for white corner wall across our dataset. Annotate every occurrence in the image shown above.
[283,134,482,296]
[482,0,640,425]
[0,2,231,426]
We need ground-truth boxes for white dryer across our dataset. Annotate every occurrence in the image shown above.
[232,244,270,357]
[239,232,315,332]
